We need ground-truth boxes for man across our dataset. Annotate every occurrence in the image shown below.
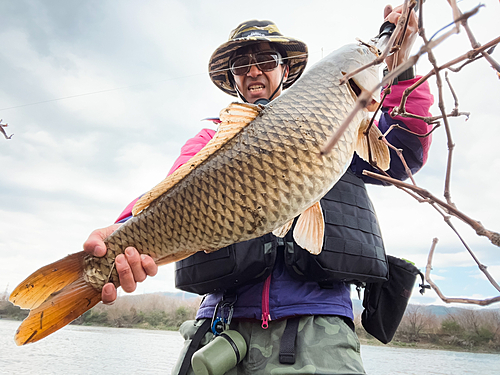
[84,5,433,374]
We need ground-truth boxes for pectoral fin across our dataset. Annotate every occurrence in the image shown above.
[272,219,294,238]
[132,102,262,215]
[354,117,391,171]
[293,201,324,255]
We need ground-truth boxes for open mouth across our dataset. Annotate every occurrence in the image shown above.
[248,84,265,92]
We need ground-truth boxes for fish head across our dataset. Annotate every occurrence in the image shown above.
[334,44,381,108]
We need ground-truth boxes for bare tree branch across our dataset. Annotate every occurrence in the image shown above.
[362,170,500,248]
[425,238,500,306]
[322,1,500,306]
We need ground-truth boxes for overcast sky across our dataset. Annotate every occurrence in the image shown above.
[1,0,499,309]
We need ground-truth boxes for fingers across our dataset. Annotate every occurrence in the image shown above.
[83,224,122,257]
[116,252,137,293]
[384,5,393,19]
[102,283,117,305]
[124,247,147,283]
[383,3,419,70]
[384,7,401,25]
[384,4,418,28]
[84,225,158,302]
[141,253,159,277]
[115,247,158,293]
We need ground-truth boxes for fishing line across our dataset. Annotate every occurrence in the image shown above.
[428,20,457,42]
[0,53,309,112]
[0,73,206,112]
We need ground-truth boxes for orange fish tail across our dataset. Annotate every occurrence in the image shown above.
[9,251,102,345]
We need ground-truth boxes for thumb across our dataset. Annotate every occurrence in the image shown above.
[384,5,393,19]
[102,283,118,305]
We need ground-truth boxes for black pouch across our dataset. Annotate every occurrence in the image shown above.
[361,255,429,344]
[175,233,277,295]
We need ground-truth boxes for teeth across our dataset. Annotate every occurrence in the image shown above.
[249,85,264,91]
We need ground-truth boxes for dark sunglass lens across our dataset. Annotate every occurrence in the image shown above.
[256,53,279,71]
[230,56,251,75]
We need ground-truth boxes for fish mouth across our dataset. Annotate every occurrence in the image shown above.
[348,79,362,97]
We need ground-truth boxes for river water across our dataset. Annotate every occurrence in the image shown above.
[1,319,498,374]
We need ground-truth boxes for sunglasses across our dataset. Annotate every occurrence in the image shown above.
[229,51,283,76]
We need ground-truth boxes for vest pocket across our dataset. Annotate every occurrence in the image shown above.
[284,170,389,285]
[175,233,277,295]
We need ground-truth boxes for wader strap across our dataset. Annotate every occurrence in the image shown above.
[178,319,212,375]
[279,317,301,364]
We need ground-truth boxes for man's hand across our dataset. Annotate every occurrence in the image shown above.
[83,224,158,304]
[384,4,418,70]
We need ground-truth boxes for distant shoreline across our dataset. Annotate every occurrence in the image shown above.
[3,295,499,354]
[3,316,498,354]
[357,336,500,355]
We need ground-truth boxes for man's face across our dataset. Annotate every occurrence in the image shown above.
[231,42,289,103]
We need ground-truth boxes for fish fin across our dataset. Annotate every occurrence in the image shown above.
[132,102,262,215]
[272,219,294,238]
[293,202,324,255]
[9,252,102,346]
[9,252,87,310]
[13,279,101,346]
[354,117,391,171]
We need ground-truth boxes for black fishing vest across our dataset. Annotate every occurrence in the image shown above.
[175,170,389,295]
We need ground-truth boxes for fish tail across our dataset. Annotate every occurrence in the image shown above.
[9,251,101,345]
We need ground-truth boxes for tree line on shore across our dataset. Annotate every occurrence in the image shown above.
[1,291,499,352]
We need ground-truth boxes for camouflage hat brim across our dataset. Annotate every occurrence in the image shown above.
[209,20,308,97]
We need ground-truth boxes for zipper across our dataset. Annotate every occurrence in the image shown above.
[261,274,271,329]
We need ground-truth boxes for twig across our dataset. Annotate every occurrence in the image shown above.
[393,36,500,120]
[395,111,468,124]
[455,2,500,74]
[425,238,500,306]
[383,123,441,139]
[444,71,459,116]
[418,22,458,208]
[362,170,500,247]
[447,45,498,73]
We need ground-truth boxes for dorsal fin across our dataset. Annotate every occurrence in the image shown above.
[132,102,262,216]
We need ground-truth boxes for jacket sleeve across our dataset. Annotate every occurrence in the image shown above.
[349,77,434,185]
[115,128,216,223]
[166,128,216,176]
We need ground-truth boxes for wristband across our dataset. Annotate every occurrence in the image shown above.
[383,65,415,85]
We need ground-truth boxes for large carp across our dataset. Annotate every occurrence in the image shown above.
[10,43,389,345]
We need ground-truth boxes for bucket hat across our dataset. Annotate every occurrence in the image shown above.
[209,20,308,97]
